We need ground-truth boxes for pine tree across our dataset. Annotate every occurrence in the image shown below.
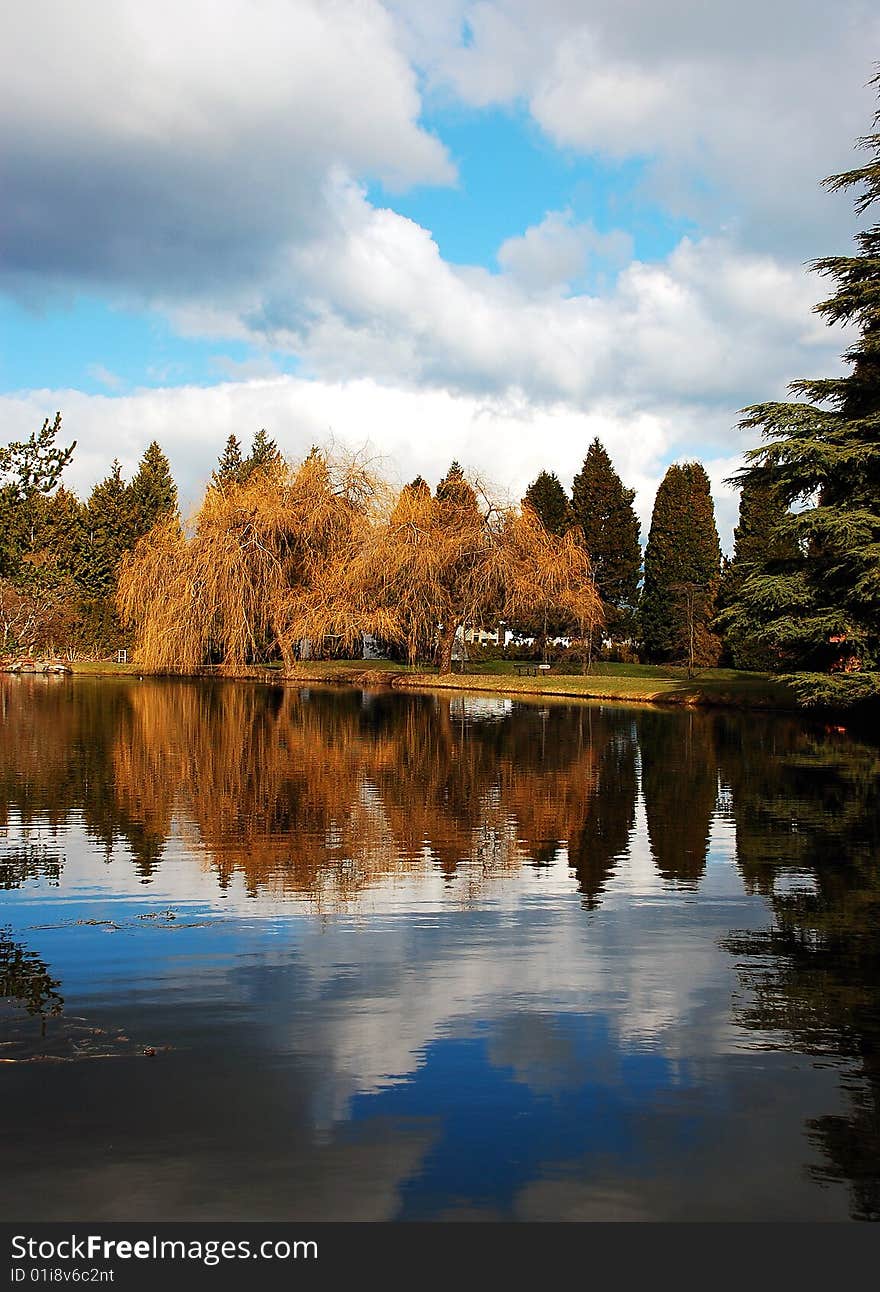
[523,470,571,536]
[726,79,880,707]
[0,413,76,579]
[570,438,641,636]
[83,461,134,599]
[717,481,797,670]
[213,434,244,486]
[641,462,722,665]
[39,486,88,587]
[434,462,482,671]
[128,441,177,542]
[243,428,282,479]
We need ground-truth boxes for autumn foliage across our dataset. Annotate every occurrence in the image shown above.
[118,452,603,674]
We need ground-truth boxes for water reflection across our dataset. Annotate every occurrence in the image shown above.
[0,674,878,1220]
[717,723,880,1220]
[0,928,63,1019]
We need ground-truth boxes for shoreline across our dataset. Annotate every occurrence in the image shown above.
[52,659,802,713]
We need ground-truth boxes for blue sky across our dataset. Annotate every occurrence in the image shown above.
[1,1,875,543]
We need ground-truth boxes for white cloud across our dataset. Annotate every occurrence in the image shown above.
[497,211,633,292]
[1,0,453,300]
[172,180,844,415]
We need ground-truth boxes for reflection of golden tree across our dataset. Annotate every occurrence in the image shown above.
[105,683,622,908]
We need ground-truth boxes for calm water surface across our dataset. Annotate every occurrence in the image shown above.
[1,676,878,1221]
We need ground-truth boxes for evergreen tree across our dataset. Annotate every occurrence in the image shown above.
[523,470,571,536]
[127,441,177,542]
[641,462,722,665]
[435,460,478,512]
[570,439,641,635]
[717,481,797,670]
[726,80,880,707]
[242,428,282,479]
[83,461,133,598]
[38,486,88,587]
[0,413,76,578]
[213,434,244,486]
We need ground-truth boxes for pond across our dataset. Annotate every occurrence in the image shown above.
[1,676,878,1221]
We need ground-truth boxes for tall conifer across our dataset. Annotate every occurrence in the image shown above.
[641,462,721,664]
[570,438,641,635]
[128,441,177,542]
[213,434,244,485]
[726,78,880,706]
[83,461,133,598]
[523,471,571,536]
[717,481,797,670]
[243,429,282,478]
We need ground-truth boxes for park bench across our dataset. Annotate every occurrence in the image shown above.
[514,663,552,677]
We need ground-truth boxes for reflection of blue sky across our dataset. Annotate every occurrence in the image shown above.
[1,849,852,1220]
[351,1017,686,1219]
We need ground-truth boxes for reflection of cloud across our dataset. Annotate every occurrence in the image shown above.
[9,803,750,1128]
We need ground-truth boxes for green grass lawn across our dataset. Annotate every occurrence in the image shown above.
[65,655,798,709]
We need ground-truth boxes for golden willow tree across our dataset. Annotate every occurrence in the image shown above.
[301,467,603,674]
[488,504,605,670]
[117,450,377,673]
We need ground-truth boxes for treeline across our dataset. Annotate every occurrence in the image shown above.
[0,427,280,657]
[0,412,873,706]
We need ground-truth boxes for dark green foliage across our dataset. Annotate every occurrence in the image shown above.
[726,80,880,706]
[128,441,177,541]
[570,439,641,635]
[213,434,244,486]
[523,470,571,536]
[717,481,798,669]
[435,460,477,512]
[641,461,722,664]
[0,413,75,502]
[243,428,282,479]
[0,414,76,579]
[82,461,134,599]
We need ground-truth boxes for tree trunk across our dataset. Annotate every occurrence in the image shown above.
[276,628,296,676]
[437,622,457,675]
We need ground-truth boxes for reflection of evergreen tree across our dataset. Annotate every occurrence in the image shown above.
[0,846,62,890]
[715,714,880,894]
[639,709,718,886]
[568,712,638,908]
[719,722,880,1220]
[0,928,63,1018]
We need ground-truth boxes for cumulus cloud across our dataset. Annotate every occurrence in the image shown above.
[0,0,864,530]
[1,0,453,301]
[183,180,844,414]
[497,211,633,292]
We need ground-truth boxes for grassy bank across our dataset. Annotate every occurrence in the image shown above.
[66,657,798,710]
